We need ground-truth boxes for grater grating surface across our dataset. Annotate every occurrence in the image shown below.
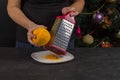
[53,19,74,50]
[44,13,76,55]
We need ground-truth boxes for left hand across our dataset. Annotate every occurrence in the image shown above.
[27,24,47,47]
[62,7,79,17]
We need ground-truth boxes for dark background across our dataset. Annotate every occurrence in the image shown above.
[0,0,119,47]
[0,0,16,47]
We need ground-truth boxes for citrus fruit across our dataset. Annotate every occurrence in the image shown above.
[32,27,51,46]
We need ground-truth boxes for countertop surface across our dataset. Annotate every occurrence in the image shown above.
[0,47,120,80]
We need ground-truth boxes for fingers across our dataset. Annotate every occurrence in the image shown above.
[62,7,75,14]
[62,7,79,16]
[70,11,79,17]
[27,31,38,47]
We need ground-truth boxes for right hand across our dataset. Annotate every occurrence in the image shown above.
[27,24,47,47]
[62,7,79,17]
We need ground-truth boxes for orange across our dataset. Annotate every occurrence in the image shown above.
[32,27,51,46]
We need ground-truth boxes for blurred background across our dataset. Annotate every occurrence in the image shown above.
[0,0,120,48]
[74,0,120,48]
[0,0,16,47]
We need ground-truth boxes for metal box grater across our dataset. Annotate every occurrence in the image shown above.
[44,13,76,55]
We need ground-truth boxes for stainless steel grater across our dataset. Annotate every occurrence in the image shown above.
[44,12,76,55]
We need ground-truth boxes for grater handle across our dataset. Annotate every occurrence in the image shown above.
[57,11,76,24]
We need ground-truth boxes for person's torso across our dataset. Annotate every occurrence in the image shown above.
[16,0,72,43]
[23,0,67,3]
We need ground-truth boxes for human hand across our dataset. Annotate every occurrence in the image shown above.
[62,7,79,17]
[27,24,47,47]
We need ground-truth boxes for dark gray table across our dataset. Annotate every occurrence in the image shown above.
[0,47,120,80]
